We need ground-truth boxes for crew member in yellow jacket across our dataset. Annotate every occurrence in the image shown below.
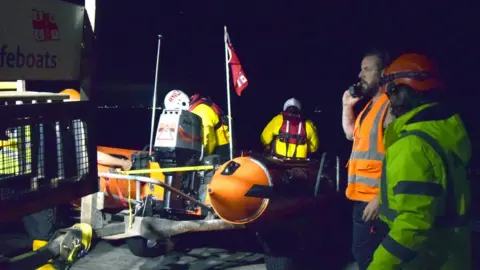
[261,98,319,159]
[368,53,471,269]
[163,90,231,161]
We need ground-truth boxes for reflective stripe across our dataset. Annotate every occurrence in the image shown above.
[379,204,397,221]
[347,175,379,187]
[393,181,443,197]
[380,130,468,228]
[382,235,416,262]
[380,204,469,227]
[349,150,384,161]
[348,100,389,185]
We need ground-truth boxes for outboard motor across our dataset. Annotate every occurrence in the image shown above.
[153,109,203,213]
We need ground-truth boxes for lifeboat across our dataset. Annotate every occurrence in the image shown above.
[74,106,340,237]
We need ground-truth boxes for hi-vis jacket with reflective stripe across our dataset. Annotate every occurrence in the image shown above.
[190,104,230,155]
[368,103,471,270]
[347,93,390,202]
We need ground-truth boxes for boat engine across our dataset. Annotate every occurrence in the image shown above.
[152,109,218,217]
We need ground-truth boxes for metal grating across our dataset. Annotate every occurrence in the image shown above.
[0,101,98,220]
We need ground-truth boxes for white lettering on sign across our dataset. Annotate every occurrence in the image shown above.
[237,74,247,87]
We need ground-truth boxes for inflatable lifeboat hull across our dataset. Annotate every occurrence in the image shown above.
[207,155,336,225]
[89,146,205,217]
[78,146,167,210]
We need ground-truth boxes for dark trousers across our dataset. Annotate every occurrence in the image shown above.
[352,201,389,270]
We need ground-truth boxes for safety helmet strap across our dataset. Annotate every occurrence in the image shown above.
[380,71,432,86]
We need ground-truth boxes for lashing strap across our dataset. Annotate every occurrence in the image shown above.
[103,177,128,207]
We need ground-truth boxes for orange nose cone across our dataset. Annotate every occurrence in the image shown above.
[208,157,271,224]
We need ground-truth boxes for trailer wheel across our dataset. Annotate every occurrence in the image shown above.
[126,237,169,258]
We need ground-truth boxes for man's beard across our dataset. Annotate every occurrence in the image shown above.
[361,82,378,97]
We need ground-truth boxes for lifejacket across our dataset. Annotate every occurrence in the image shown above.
[273,112,307,158]
[189,94,228,131]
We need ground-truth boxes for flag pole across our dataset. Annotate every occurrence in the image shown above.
[224,25,234,160]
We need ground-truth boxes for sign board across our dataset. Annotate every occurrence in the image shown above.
[154,111,180,148]
[0,0,84,81]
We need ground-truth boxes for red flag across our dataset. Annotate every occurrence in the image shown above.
[227,42,248,96]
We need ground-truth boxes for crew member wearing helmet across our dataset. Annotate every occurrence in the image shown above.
[164,90,231,161]
[260,98,318,159]
[367,54,471,269]
[342,49,393,270]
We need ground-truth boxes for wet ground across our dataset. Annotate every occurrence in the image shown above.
[0,198,356,270]
[0,230,262,270]
[0,229,358,270]
[71,241,264,270]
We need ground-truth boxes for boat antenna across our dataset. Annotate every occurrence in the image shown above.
[149,34,163,156]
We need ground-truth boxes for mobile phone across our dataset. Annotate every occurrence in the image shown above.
[349,83,363,98]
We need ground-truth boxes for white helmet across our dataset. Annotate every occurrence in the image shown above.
[283,97,302,111]
[164,89,190,110]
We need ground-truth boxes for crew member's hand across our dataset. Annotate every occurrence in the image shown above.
[342,89,362,107]
[121,159,133,171]
[264,145,271,153]
[362,196,379,222]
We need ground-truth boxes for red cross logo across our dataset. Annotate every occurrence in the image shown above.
[32,9,60,42]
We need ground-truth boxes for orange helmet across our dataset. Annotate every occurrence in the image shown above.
[60,89,81,101]
[381,53,442,92]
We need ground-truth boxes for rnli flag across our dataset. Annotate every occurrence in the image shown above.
[226,36,248,96]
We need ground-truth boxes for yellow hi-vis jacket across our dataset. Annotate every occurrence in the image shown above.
[190,104,230,155]
[260,113,319,158]
[0,126,32,175]
[0,137,19,174]
[368,103,471,270]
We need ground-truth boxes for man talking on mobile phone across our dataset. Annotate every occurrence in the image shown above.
[341,48,394,270]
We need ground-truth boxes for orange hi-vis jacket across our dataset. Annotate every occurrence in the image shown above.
[346,93,390,202]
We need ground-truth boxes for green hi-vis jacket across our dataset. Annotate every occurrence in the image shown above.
[368,103,472,270]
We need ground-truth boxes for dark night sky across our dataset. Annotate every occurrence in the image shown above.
[83,1,479,158]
